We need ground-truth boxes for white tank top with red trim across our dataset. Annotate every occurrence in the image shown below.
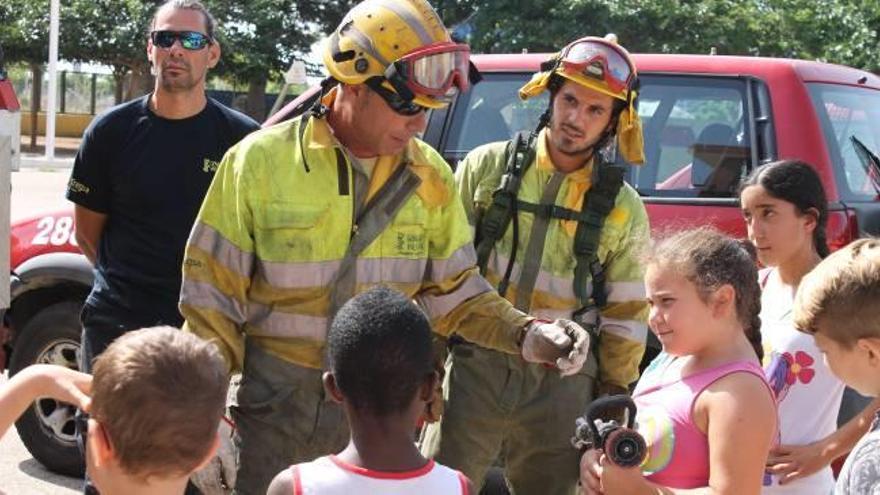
[288,455,469,495]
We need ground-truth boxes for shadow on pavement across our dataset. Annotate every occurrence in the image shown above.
[17,458,82,491]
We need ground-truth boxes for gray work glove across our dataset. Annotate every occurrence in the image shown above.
[520,318,591,376]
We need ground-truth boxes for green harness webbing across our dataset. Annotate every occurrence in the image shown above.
[474,131,625,324]
[474,132,535,297]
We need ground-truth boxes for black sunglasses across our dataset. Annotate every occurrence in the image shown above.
[150,30,212,50]
[365,78,429,116]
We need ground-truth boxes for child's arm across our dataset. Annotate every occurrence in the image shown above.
[583,372,776,495]
[766,396,880,484]
[687,372,776,494]
[267,467,294,495]
[0,364,92,437]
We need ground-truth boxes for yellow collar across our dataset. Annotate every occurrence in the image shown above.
[301,98,447,207]
[536,128,593,184]
[535,128,597,236]
[304,88,340,150]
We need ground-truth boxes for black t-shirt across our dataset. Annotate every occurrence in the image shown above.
[66,95,259,327]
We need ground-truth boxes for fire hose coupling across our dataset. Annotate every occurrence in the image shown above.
[572,394,647,468]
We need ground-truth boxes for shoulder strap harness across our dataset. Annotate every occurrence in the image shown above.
[474,131,625,325]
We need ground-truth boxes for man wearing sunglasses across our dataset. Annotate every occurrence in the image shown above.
[66,2,257,491]
[178,1,593,494]
[420,36,651,494]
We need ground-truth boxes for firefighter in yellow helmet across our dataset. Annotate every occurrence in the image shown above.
[178,2,593,493]
[420,36,650,494]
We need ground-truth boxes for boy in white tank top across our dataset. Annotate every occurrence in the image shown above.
[267,287,473,495]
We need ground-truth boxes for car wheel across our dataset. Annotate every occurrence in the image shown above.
[8,301,84,478]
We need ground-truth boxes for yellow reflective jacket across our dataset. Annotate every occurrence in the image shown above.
[179,114,531,373]
[456,130,649,387]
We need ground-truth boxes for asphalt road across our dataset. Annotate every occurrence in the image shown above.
[0,372,82,495]
[3,168,81,495]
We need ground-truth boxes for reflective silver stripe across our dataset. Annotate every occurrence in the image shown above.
[531,312,647,339]
[180,280,247,325]
[375,0,434,46]
[531,308,574,322]
[606,281,645,303]
[259,257,429,289]
[418,274,493,319]
[488,251,582,301]
[259,259,339,289]
[345,25,389,67]
[247,304,328,340]
[364,258,427,284]
[189,223,254,278]
[261,243,471,290]
[600,317,648,342]
[426,244,478,282]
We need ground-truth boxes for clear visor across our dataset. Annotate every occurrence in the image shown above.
[562,40,633,90]
[410,51,470,94]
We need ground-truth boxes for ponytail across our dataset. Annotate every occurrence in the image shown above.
[745,314,763,361]
[815,226,831,259]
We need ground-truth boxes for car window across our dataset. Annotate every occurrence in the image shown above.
[444,73,755,197]
[444,73,548,154]
[633,76,751,198]
[809,83,880,201]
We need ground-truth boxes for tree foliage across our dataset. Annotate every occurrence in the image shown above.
[61,0,154,72]
[1,0,878,118]
[210,0,354,118]
[212,0,352,82]
[0,0,354,117]
[61,0,157,101]
[441,0,880,71]
[0,0,51,64]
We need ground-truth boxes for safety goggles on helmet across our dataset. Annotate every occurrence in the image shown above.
[384,42,471,104]
[366,78,429,116]
[556,37,635,96]
[150,30,212,50]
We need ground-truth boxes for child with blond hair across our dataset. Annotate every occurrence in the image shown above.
[792,238,880,494]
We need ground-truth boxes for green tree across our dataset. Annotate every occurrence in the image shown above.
[440,0,880,72]
[760,0,880,70]
[0,0,50,147]
[437,0,610,53]
[212,0,354,120]
[62,0,157,103]
[5,0,879,127]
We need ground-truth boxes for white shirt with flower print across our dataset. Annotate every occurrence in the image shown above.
[760,268,846,494]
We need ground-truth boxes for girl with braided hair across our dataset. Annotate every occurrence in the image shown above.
[581,227,776,494]
[741,159,880,494]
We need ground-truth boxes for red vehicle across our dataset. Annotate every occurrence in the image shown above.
[5,212,88,475]
[6,53,880,477]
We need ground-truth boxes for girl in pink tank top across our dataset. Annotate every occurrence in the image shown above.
[581,228,777,495]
